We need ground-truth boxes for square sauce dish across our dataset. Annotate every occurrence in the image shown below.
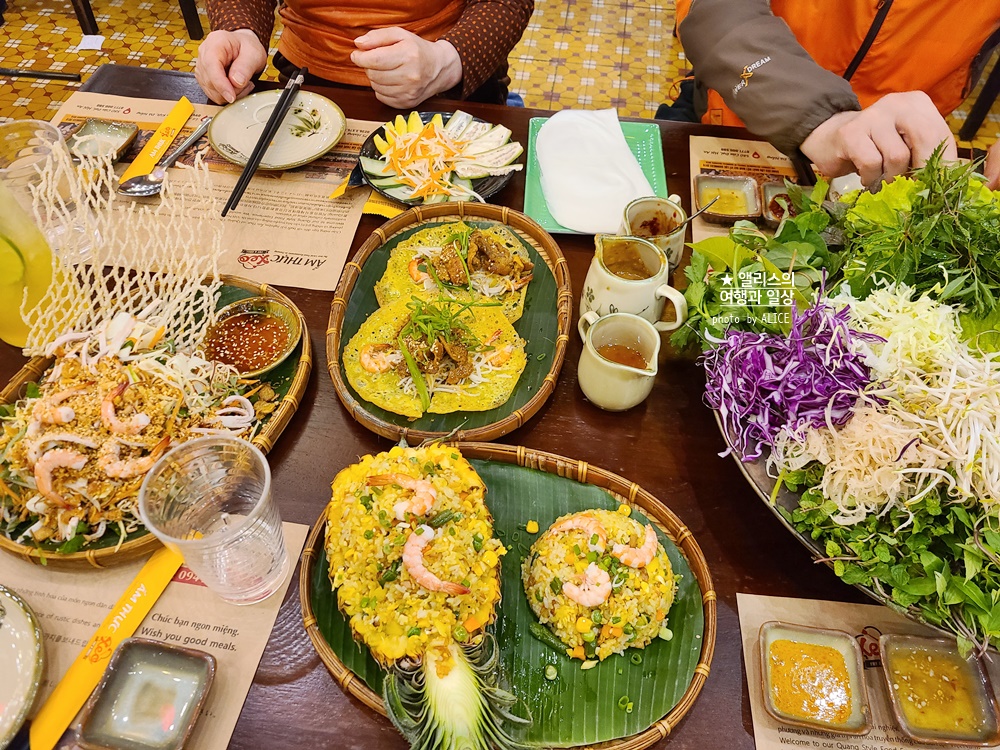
[77,638,215,750]
[880,633,1000,746]
[759,620,870,735]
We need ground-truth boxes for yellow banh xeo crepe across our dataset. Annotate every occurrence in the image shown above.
[373,221,534,323]
[344,297,527,419]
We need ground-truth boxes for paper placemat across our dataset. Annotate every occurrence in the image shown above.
[737,593,998,750]
[688,136,797,243]
[1,521,308,749]
[52,92,383,292]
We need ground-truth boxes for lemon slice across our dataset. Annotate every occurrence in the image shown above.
[0,234,26,286]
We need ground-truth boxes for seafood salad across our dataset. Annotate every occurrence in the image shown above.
[374,222,535,323]
[325,444,526,749]
[522,508,676,661]
[343,296,526,418]
[0,312,270,552]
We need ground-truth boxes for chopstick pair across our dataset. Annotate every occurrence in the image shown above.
[221,66,307,217]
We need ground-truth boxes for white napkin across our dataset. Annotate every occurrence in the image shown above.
[535,109,654,234]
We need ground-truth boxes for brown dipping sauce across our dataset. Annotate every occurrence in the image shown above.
[633,211,679,238]
[597,343,648,369]
[204,312,291,372]
[602,240,656,281]
[768,194,790,221]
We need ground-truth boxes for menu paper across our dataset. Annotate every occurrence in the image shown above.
[3,521,308,750]
[738,593,1000,750]
[52,92,382,291]
[688,135,797,243]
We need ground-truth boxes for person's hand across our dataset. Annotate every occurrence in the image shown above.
[351,28,462,109]
[985,140,1000,190]
[195,29,268,104]
[800,91,958,190]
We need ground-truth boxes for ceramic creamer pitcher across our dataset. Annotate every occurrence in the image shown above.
[577,311,659,411]
[580,234,687,332]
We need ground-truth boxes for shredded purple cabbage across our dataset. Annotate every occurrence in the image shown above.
[701,301,882,462]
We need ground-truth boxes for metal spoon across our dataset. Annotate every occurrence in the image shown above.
[673,195,720,233]
[117,116,213,197]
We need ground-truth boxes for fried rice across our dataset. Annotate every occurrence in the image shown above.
[522,508,676,661]
[325,444,505,665]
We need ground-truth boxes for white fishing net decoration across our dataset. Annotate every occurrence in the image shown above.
[20,140,224,356]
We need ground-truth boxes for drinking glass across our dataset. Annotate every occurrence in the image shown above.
[139,436,288,605]
[0,120,64,215]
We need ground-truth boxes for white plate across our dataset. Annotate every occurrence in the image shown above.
[0,585,44,746]
[209,89,346,170]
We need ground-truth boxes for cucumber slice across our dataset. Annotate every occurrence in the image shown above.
[443,110,474,139]
[459,121,491,141]
[368,175,407,189]
[454,142,524,178]
[423,193,450,204]
[359,155,395,177]
[464,125,512,156]
[382,184,417,201]
[451,176,475,196]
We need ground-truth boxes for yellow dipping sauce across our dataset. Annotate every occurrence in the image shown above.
[769,639,852,725]
[888,647,986,736]
[699,186,749,216]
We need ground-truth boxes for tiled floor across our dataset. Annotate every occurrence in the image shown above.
[0,0,997,150]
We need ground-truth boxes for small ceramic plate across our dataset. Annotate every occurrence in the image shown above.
[694,174,762,223]
[67,119,139,163]
[209,90,346,170]
[0,585,45,747]
[759,620,870,735]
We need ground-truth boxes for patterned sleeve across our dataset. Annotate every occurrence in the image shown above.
[440,0,534,98]
[207,0,277,50]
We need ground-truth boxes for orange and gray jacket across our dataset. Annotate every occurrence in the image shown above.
[676,0,1000,155]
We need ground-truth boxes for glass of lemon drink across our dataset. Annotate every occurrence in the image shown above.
[0,121,59,348]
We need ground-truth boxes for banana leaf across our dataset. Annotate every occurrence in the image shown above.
[1,282,304,553]
[308,458,705,746]
[337,220,560,432]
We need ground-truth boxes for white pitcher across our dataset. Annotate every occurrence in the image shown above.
[577,311,659,411]
[580,234,688,332]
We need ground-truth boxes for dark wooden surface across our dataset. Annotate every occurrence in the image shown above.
[0,64,870,750]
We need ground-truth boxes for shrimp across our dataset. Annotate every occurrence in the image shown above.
[402,525,469,595]
[409,257,431,283]
[481,329,514,367]
[31,384,90,425]
[101,380,151,435]
[25,432,98,467]
[612,523,658,568]
[563,563,612,607]
[359,343,401,374]
[33,449,87,509]
[550,513,607,552]
[367,473,437,519]
[510,272,533,291]
[97,436,170,479]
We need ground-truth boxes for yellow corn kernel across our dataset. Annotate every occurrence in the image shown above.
[482,550,499,567]
[526,520,539,534]
[617,504,631,516]
[575,616,593,633]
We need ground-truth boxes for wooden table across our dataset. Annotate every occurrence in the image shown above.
[0,64,869,749]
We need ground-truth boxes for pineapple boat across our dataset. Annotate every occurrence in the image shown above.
[324,444,527,750]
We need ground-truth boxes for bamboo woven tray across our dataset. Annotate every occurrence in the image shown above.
[0,275,311,569]
[301,442,716,749]
[327,203,573,443]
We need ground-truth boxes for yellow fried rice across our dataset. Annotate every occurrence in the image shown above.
[522,508,676,661]
[325,444,505,665]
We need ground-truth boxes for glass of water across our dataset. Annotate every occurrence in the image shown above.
[139,436,288,605]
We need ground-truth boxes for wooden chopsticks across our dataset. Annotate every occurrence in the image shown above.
[221,66,307,217]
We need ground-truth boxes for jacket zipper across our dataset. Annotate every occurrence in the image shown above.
[843,0,894,81]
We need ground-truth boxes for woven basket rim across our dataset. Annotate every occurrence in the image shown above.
[300,441,717,749]
[326,202,573,443]
[0,274,311,568]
